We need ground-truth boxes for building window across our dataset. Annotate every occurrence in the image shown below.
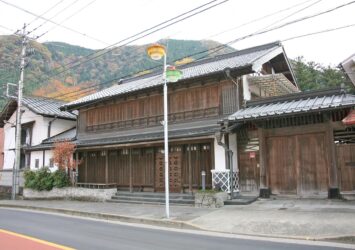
[49,158,54,168]
[35,159,39,168]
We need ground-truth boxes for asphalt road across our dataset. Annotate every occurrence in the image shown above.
[0,208,350,250]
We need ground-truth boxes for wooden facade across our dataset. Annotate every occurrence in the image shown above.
[78,142,213,192]
[236,108,355,196]
[76,78,237,192]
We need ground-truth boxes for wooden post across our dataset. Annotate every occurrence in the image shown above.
[188,144,192,193]
[75,151,79,183]
[327,119,338,188]
[105,150,108,184]
[258,128,266,188]
[84,152,88,183]
[129,148,133,193]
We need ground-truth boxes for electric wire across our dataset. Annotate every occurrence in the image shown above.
[36,0,98,40]
[29,0,355,103]
[27,0,81,36]
[31,0,225,84]
[0,0,108,45]
[282,23,355,42]
[12,1,355,108]
[25,0,65,30]
[207,0,315,39]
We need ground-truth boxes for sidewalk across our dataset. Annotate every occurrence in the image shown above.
[0,198,355,241]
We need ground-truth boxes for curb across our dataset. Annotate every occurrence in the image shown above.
[0,204,200,230]
[1,203,354,246]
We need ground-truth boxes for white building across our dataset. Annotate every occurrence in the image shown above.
[0,96,76,171]
[341,53,355,87]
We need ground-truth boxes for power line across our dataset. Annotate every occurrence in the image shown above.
[25,0,65,29]
[0,0,108,45]
[256,0,323,32]
[282,23,355,42]
[207,0,315,39]
[27,0,81,36]
[209,0,355,56]
[26,1,355,106]
[31,0,227,84]
[36,0,98,40]
[0,24,16,33]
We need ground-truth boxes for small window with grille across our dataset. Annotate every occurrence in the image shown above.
[35,159,39,168]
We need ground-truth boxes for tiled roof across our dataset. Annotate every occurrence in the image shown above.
[62,41,285,110]
[22,96,76,120]
[76,118,220,147]
[27,127,76,150]
[228,89,355,122]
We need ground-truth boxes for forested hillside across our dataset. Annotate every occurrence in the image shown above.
[0,35,351,110]
[0,36,233,107]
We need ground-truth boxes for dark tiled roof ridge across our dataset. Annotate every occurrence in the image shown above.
[120,41,282,84]
[245,87,348,107]
[42,127,76,144]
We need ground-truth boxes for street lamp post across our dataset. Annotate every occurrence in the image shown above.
[147,44,182,219]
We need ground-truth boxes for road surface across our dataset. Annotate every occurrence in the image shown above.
[0,208,350,250]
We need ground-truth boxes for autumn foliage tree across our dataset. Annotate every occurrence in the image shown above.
[53,140,80,185]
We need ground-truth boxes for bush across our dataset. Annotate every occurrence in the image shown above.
[23,168,70,191]
[52,170,70,188]
[24,169,37,189]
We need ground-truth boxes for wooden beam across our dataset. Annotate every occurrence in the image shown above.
[258,128,267,188]
[84,152,88,183]
[129,148,133,193]
[327,118,338,188]
[105,150,108,184]
[188,144,192,193]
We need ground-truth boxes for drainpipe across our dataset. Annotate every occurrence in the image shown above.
[224,68,240,110]
[47,116,57,138]
[215,129,234,200]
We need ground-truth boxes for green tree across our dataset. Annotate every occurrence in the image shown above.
[292,56,348,91]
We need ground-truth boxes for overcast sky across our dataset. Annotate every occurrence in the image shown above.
[0,0,354,66]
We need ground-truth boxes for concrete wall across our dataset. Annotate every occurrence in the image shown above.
[3,106,75,171]
[23,187,116,202]
[214,138,226,171]
[0,128,4,170]
[0,169,25,187]
[30,150,57,171]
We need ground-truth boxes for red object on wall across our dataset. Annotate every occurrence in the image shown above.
[249,151,256,159]
[342,109,355,126]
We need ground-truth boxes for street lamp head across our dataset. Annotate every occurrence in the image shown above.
[166,66,182,82]
[147,44,166,60]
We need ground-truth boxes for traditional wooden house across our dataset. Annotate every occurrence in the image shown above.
[60,41,298,193]
[223,88,355,198]
[0,96,76,171]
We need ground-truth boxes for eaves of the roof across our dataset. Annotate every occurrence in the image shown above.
[61,41,285,111]
[228,88,355,122]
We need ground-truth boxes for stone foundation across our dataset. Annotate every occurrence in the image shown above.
[195,192,228,208]
[23,187,117,202]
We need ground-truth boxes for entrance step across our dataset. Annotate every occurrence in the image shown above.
[224,195,258,205]
[341,192,355,201]
[108,191,195,206]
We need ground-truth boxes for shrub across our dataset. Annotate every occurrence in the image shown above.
[52,170,70,188]
[24,169,37,189]
[33,167,54,191]
[24,168,71,191]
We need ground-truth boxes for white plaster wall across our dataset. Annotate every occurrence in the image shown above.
[3,106,75,170]
[213,138,226,171]
[3,107,43,170]
[30,150,57,171]
[228,133,238,171]
[43,117,75,138]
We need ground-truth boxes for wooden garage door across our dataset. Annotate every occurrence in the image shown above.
[267,132,329,195]
[337,144,355,191]
[267,136,297,194]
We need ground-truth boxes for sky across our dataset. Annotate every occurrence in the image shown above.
[0,0,354,66]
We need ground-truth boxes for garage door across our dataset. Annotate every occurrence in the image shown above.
[267,132,329,195]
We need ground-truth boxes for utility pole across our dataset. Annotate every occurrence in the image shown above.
[12,24,28,200]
